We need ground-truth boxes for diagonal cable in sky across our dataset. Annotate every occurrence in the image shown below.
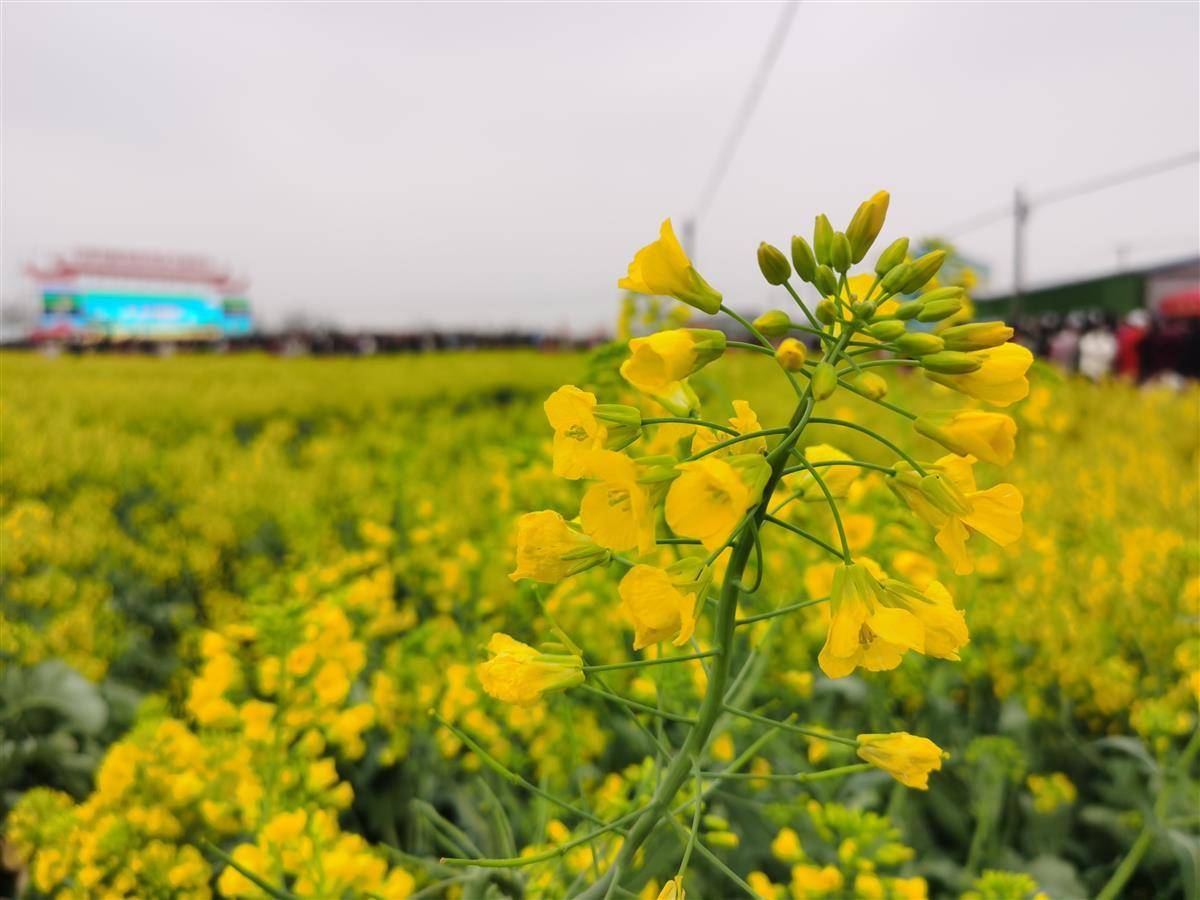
[693,1,800,222]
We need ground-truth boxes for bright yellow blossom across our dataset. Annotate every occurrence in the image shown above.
[620,328,726,415]
[544,385,640,479]
[915,410,1017,466]
[618,219,723,314]
[618,559,708,650]
[578,451,658,554]
[818,563,923,678]
[856,732,946,789]
[509,510,608,583]
[477,633,583,707]
[926,342,1033,406]
[665,454,770,551]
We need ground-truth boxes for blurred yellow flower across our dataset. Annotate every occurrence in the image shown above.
[856,732,946,789]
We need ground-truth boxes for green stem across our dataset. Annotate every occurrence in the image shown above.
[727,340,775,356]
[837,358,918,376]
[578,683,697,724]
[641,416,739,436]
[685,427,790,461]
[720,704,860,748]
[736,596,828,627]
[806,418,928,476]
[433,712,606,825]
[762,514,844,559]
[837,378,919,420]
[787,451,852,563]
[701,763,871,782]
[781,460,896,477]
[198,839,296,900]
[677,766,703,878]
[442,806,647,868]
[782,281,824,331]
[666,818,758,898]
[584,651,717,673]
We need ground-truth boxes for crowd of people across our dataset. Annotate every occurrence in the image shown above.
[1015,309,1200,384]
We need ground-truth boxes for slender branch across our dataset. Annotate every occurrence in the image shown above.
[762,514,844,559]
[720,704,861,748]
[666,817,758,898]
[788,450,852,563]
[441,806,647,868]
[806,418,928,476]
[701,763,871,783]
[658,537,702,546]
[641,416,739,436]
[584,651,717,673]
[578,683,698,724]
[727,340,775,356]
[198,839,296,900]
[686,427,790,462]
[736,596,828,627]
[782,281,824,331]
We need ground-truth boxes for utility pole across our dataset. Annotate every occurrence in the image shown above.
[1010,187,1029,323]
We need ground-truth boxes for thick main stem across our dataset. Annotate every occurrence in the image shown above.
[575,395,813,900]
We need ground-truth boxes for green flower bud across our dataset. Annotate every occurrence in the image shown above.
[900,250,947,294]
[757,242,792,286]
[775,337,808,371]
[753,309,792,337]
[813,215,834,266]
[830,232,853,273]
[855,371,889,400]
[791,235,817,282]
[919,286,965,304]
[703,815,731,831]
[894,332,945,356]
[813,265,839,297]
[894,299,925,321]
[918,350,982,374]
[879,261,913,294]
[917,298,964,322]
[811,361,839,399]
[846,191,889,263]
[868,320,907,342]
[851,299,877,320]
[594,404,643,452]
[815,298,838,325]
[940,321,1014,352]
[874,237,909,276]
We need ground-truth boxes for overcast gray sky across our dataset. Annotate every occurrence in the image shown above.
[4,1,1198,331]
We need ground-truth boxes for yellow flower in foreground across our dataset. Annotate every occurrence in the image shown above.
[477,633,583,707]
[619,219,723,314]
[926,342,1033,407]
[856,732,946,789]
[578,451,658,554]
[665,454,770,551]
[544,385,642,479]
[818,563,923,678]
[879,578,969,660]
[618,559,708,650]
[691,399,767,458]
[915,410,1017,466]
[509,510,609,583]
[620,329,726,416]
[889,456,1023,575]
[657,875,685,900]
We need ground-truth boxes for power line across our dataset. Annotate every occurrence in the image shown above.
[692,1,799,222]
[940,149,1200,239]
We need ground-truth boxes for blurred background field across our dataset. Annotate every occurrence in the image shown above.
[2,349,1196,897]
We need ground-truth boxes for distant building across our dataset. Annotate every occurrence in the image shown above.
[27,249,252,342]
[975,257,1200,319]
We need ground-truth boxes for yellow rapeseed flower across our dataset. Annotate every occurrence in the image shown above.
[618,560,708,650]
[690,399,767,458]
[925,342,1033,407]
[619,219,722,314]
[657,875,686,900]
[509,509,608,583]
[915,410,1017,466]
[665,454,769,551]
[544,385,641,479]
[620,328,726,416]
[818,563,923,678]
[477,633,583,707]
[856,732,947,789]
[578,451,658,554]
